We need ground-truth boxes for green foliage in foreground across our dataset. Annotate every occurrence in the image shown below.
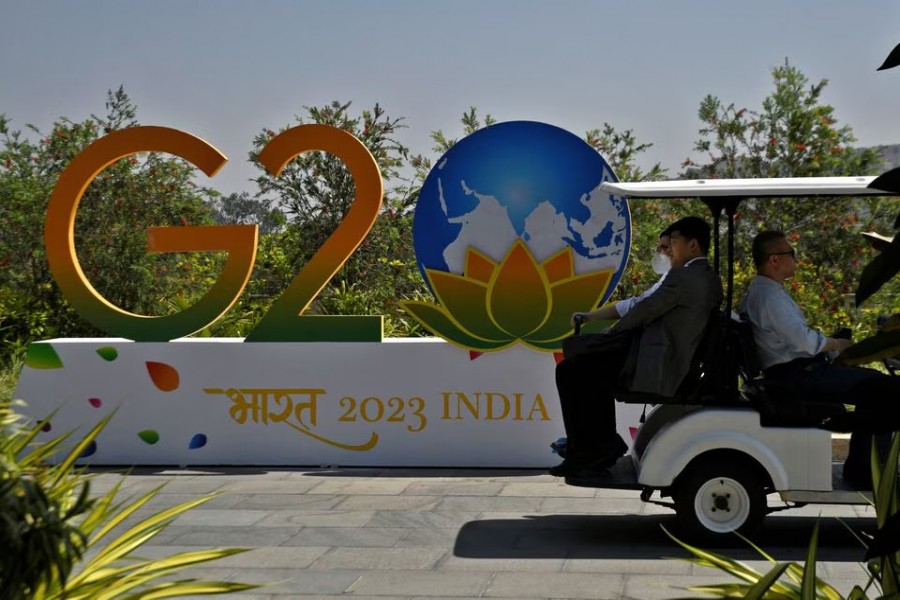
[666,434,900,599]
[0,399,258,599]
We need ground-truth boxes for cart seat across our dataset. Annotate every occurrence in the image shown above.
[614,310,743,408]
[731,316,846,428]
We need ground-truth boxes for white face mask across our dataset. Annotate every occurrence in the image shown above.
[651,251,671,275]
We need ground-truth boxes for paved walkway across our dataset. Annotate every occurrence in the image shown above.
[88,467,876,600]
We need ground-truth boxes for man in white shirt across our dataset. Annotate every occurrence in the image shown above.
[740,230,899,487]
[575,228,674,322]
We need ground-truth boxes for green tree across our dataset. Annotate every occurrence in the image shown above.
[682,60,898,337]
[209,191,285,234]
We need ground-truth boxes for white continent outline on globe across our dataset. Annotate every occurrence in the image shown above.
[438,165,628,277]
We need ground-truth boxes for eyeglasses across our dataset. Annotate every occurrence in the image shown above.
[768,249,796,259]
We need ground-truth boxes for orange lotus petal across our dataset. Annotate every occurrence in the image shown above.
[427,270,509,341]
[541,248,575,284]
[526,269,614,343]
[488,240,551,338]
[464,247,497,283]
[146,361,180,391]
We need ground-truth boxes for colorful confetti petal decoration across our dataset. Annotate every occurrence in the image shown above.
[146,361,179,391]
[96,347,118,361]
[88,397,102,408]
[189,433,208,449]
[79,440,97,458]
[138,429,160,445]
[24,343,63,369]
[41,421,52,432]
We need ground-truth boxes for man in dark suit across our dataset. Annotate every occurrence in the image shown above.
[551,216,723,477]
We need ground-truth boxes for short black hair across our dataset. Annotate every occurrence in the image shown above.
[751,230,787,270]
[668,216,711,254]
[659,224,675,238]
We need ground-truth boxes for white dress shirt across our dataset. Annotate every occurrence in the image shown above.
[739,275,827,370]
[614,273,667,318]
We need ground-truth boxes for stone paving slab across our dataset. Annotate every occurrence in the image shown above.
[348,570,493,597]
[282,527,410,548]
[484,572,626,598]
[83,467,876,598]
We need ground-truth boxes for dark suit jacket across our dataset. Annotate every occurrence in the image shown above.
[608,257,723,396]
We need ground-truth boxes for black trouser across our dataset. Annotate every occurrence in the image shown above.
[555,350,625,455]
[764,356,900,472]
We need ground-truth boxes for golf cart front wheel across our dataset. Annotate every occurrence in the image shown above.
[673,456,766,545]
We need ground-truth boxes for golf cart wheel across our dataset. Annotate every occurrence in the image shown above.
[673,455,766,545]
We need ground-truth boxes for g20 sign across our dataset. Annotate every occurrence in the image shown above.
[44,121,631,351]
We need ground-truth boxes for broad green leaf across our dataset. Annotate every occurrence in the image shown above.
[882,560,900,597]
[81,493,218,574]
[745,562,791,599]
[11,407,62,455]
[85,485,165,548]
[51,410,117,487]
[847,585,870,599]
[865,513,900,560]
[855,234,900,307]
[837,330,900,367]
[120,581,258,599]
[869,167,900,193]
[661,526,763,583]
[735,531,778,564]
[874,434,900,529]
[78,481,127,536]
[800,520,820,599]
[686,583,756,597]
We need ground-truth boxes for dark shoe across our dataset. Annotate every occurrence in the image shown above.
[549,435,628,477]
[591,434,628,468]
[549,452,594,477]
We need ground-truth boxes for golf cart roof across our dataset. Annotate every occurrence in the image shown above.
[600,176,884,198]
[600,176,893,317]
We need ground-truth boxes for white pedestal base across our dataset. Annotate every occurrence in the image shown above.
[15,338,642,467]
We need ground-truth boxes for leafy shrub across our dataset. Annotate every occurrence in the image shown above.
[0,399,257,599]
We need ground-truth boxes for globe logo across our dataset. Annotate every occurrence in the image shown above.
[403,121,631,352]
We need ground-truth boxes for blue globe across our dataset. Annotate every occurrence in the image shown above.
[412,121,631,299]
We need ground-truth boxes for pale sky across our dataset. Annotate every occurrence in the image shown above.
[3,1,900,196]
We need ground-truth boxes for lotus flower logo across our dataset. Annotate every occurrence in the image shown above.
[402,241,613,352]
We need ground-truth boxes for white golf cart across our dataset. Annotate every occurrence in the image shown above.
[563,176,896,544]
